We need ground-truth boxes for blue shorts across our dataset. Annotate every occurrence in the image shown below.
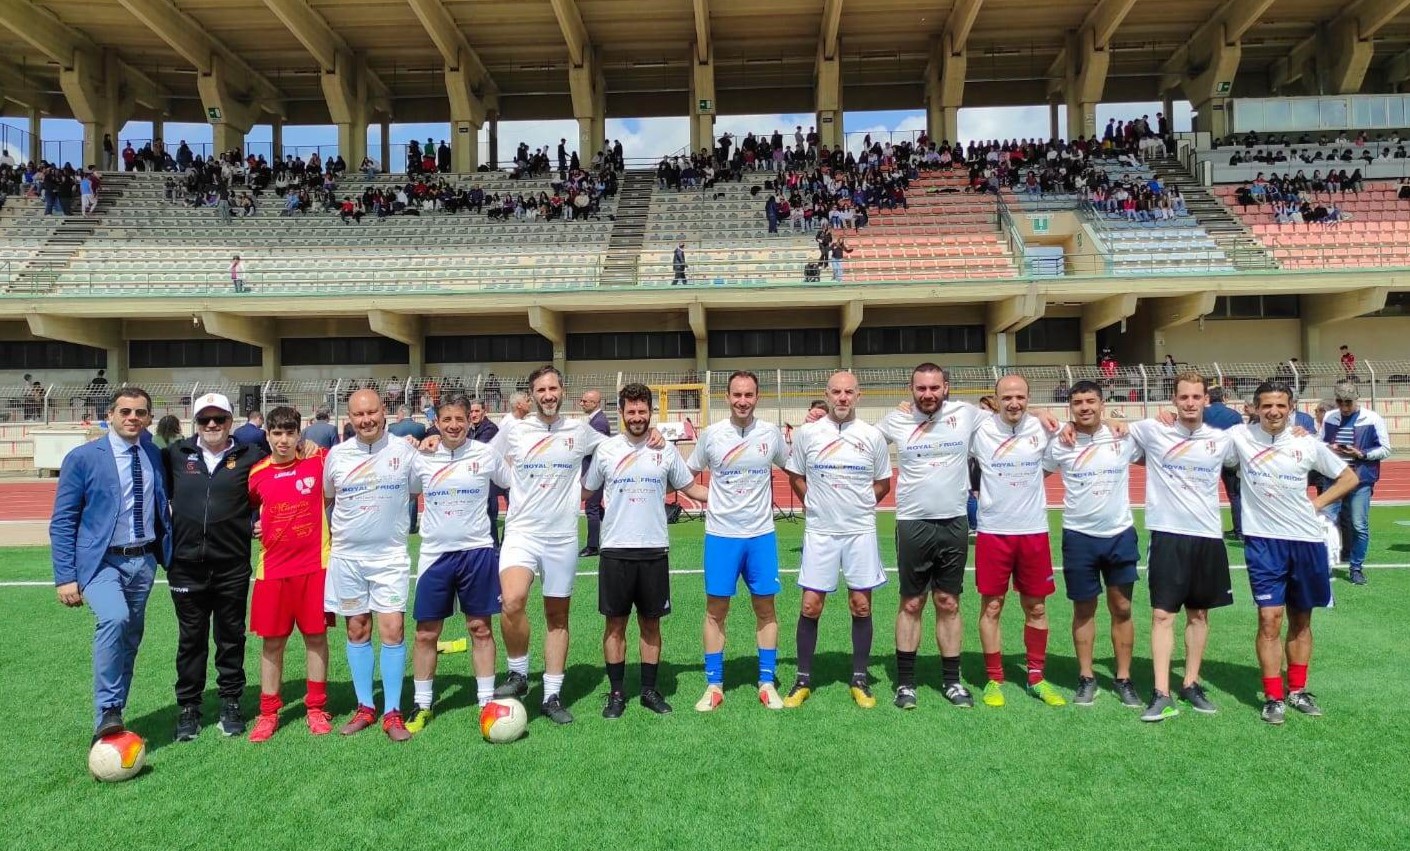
[1245,536,1331,610]
[703,532,781,598]
[1061,527,1140,602]
[413,548,501,620]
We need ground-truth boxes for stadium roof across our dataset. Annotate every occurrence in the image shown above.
[2,0,1410,124]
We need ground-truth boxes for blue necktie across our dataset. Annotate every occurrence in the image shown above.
[128,444,145,543]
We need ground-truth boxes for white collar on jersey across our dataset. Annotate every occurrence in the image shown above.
[354,433,389,453]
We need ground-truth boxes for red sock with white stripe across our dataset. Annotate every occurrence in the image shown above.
[1024,625,1048,685]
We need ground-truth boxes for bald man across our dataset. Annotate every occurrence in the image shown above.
[783,371,892,708]
[578,389,612,558]
[323,388,421,740]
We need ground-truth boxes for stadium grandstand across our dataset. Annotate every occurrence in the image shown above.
[2,0,1410,475]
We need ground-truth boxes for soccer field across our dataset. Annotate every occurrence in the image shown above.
[3,507,1409,851]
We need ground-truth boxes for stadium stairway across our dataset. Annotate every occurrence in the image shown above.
[600,169,653,286]
[1147,154,1277,271]
[10,173,136,293]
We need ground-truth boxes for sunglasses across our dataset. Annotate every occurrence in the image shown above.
[196,415,230,426]
[115,407,150,418]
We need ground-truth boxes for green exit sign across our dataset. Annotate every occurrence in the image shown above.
[1031,215,1050,233]
[697,98,713,113]
[206,106,222,122]
[1215,81,1232,95]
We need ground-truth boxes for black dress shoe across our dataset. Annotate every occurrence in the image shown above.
[579,547,600,558]
[93,707,124,743]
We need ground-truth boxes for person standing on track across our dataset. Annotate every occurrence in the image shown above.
[782,370,892,709]
[687,370,791,712]
[1228,381,1358,724]
[1043,381,1143,708]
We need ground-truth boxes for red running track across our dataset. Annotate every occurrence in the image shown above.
[7,461,1409,523]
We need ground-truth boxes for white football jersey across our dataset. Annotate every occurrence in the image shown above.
[412,440,510,555]
[687,418,789,538]
[585,435,695,549]
[970,413,1050,535]
[877,402,981,520]
[1227,424,1348,542]
[323,434,420,562]
[1127,419,1233,539]
[785,418,891,536]
[490,414,608,540]
[1043,425,1140,537]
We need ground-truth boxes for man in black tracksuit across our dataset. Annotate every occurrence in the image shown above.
[162,393,266,742]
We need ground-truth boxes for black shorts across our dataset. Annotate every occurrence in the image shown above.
[1147,531,1234,612]
[599,549,672,619]
[896,516,968,598]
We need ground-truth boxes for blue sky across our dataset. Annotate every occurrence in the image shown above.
[0,102,1193,167]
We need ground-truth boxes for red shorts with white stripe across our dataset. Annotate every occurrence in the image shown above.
[975,532,1055,598]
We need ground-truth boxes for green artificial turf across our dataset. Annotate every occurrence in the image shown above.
[2,507,1408,851]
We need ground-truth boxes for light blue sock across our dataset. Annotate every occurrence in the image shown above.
[704,651,724,686]
[758,647,778,685]
[347,640,375,709]
[380,642,406,714]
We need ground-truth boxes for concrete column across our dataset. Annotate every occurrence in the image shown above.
[1049,98,1061,140]
[487,110,498,169]
[27,108,41,162]
[1064,30,1108,142]
[452,119,481,172]
[1162,92,1176,133]
[60,50,134,169]
[211,124,244,158]
[197,60,261,159]
[924,35,965,145]
[321,52,370,170]
[816,50,842,150]
[689,42,716,157]
[380,120,391,172]
[986,331,1010,368]
[106,344,128,385]
[1181,39,1241,139]
[271,118,283,161]
[569,48,606,161]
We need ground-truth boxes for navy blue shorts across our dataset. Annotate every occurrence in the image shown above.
[1245,536,1331,610]
[413,548,501,621]
[703,532,781,598]
[1061,527,1140,602]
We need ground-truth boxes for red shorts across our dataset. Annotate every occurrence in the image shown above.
[975,532,1055,598]
[250,571,332,638]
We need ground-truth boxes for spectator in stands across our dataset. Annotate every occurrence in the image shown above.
[1160,354,1178,397]
[828,235,853,281]
[230,255,246,294]
[673,242,688,285]
[437,141,450,173]
[80,172,96,216]
[360,157,377,178]
[301,407,337,450]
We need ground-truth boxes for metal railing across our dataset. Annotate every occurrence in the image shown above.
[8,362,1409,434]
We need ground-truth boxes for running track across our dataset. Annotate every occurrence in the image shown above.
[5,462,1409,522]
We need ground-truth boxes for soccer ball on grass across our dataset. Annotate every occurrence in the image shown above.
[89,731,147,782]
[479,698,528,743]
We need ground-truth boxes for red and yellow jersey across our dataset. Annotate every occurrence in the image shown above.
[248,452,328,580]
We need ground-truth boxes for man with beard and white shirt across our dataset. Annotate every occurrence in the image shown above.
[688,370,792,712]
[583,383,708,718]
[782,371,891,709]
[488,366,663,724]
[322,388,420,741]
[403,393,511,734]
[1043,380,1143,709]
[1227,381,1357,725]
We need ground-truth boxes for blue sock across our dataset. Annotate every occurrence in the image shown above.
[380,642,406,714]
[704,651,724,686]
[347,640,375,709]
[758,647,777,684]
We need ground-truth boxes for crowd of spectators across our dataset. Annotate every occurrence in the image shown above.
[1230,170,1366,224]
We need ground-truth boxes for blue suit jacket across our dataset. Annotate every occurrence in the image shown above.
[50,434,172,589]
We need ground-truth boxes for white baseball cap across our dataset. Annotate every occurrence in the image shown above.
[192,392,233,416]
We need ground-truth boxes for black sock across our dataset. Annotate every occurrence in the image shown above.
[896,650,917,688]
[795,615,819,682]
[640,663,658,692]
[851,615,874,681]
[942,655,961,687]
[606,661,625,693]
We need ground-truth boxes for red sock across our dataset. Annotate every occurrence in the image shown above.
[259,692,282,716]
[1263,677,1285,701]
[1024,625,1048,685]
[1288,663,1309,692]
[306,680,328,711]
[984,652,1004,683]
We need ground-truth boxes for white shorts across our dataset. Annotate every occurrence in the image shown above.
[498,533,579,599]
[797,530,887,593]
[325,556,411,615]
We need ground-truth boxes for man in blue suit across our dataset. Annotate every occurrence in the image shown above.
[51,387,171,743]
[233,409,271,455]
[578,389,612,557]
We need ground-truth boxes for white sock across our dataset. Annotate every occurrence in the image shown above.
[476,676,496,706]
[508,655,529,677]
[413,678,433,709]
[543,673,565,700]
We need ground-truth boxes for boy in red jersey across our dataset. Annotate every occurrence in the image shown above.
[246,407,332,741]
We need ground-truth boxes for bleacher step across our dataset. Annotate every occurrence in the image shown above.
[600,169,655,286]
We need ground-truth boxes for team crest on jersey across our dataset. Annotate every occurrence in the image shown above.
[225,457,237,469]
[388,457,401,471]
[945,416,957,429]
[185,459,197,472]
[469,461,480,473]
[652,452,663,465]
[295,476,315,495]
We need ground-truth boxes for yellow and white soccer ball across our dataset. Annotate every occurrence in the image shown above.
[478,698,528,744]
[88,731,147,782]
